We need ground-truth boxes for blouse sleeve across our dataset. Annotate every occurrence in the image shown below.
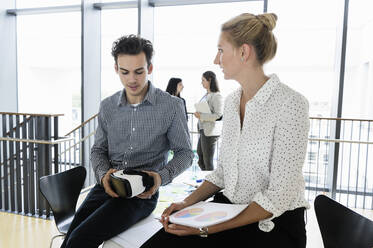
[204,156,225,188]
[252,93,309,231]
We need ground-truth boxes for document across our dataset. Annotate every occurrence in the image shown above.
[194,101,211,114]
[169,201,247,228]
[110,214,162,248]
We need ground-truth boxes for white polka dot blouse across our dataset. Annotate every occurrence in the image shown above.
[205,74,310,232]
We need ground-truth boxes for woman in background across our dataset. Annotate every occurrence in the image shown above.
[166,77,188,120]
[195,71,223,171]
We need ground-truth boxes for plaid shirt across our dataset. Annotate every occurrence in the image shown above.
[91,81,193,186]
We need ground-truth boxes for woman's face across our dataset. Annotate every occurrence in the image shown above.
[214,32,241,80]
[176,82,184,95]
[201,77,210,90]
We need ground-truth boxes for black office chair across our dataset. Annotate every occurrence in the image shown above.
[39,166,87,248]
[314,194,373,248]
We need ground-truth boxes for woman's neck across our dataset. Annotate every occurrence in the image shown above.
[236,66,268,102]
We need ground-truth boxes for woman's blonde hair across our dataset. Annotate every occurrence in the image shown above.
[222,13,278,65]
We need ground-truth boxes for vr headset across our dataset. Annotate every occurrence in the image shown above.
[110,169,154,198]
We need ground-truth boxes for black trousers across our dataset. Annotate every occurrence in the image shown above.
[141,193,306,248]
[197,129,219,171]
[60,184,158,248]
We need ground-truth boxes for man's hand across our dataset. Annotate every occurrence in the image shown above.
[101,168,119,198]
[194,112,201,119]
[137,171,161,199]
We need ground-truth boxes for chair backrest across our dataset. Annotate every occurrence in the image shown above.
[39,166,86,232]
[314,194,373,248]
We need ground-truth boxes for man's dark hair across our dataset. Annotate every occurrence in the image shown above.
[203,71,220,92]
[166,78,182,97]
[111,34,153,67]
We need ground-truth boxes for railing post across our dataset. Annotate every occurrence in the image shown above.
[8,114,15,212]
[35,116,52,217]
[329,119,342,200]
[21,115,29,215]
[53,116,59,174]
[1,114,7,211]
[28,116,35,216]
[0,138,1,210]
[15,115,22,213]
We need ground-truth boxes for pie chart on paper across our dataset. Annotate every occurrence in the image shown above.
[169,201,248,228]
[195,211,228,222]
[174,208,204,218]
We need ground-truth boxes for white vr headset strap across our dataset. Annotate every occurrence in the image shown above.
[121,174,146,197]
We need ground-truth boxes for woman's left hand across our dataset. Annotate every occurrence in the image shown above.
[194,112,201,119]
[161,216,200,236]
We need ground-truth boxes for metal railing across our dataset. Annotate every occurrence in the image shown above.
[305,117,373,209]
[74,113,373,210]
[2,111,373,219]
[62,114,98,186]
[0,112,64,217]
[0,112,97,218]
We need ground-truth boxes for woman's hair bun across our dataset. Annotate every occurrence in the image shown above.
[256,13,277,31]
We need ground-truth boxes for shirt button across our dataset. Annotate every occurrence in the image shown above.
[124,161,127,165]
[130,146,133,150]
[134,108,137,112]
[132,128,135,131]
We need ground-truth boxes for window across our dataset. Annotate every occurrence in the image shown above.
[101,8,138,99]
[17,12,81,135]
[342,0,373,119]
[16,0,80,8]
[153,2,264,113]
[267,0,342,117]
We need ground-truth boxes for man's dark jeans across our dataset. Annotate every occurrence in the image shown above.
[61,184,158,248]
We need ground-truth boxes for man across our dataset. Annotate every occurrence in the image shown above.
[61,35,193,248]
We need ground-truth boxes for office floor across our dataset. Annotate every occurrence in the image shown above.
[1,193,372,248]
[0,190,90,248]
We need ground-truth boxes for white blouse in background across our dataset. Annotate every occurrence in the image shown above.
[205,74,310,232]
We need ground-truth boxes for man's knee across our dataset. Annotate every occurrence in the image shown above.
[65,229,101,248]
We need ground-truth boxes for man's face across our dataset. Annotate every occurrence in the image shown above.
[115,52,153,103]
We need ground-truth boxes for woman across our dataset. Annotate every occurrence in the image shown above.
[166,77,188,120]
[195,71,223,171]
[142,13,309,248]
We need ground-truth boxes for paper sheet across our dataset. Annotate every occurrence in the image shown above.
[169,201,247,228]
[194,101,211,114]
[110,214,162,248]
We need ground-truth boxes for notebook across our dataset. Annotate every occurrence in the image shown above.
[194,101,211,114]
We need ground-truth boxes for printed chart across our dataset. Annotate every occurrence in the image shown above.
[174,208,204,218]
[195,211,228,222]
[170,201,247,228]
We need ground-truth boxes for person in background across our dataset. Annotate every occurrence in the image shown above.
[166,77,188,120]
[142,12,309,248]
[61,35,193,248]
[195,71,223,171]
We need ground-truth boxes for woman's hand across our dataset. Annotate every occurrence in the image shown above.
[163,222,200,236]
[194,112,201,119]
[160,201,200,236]
[161,201,187,219]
